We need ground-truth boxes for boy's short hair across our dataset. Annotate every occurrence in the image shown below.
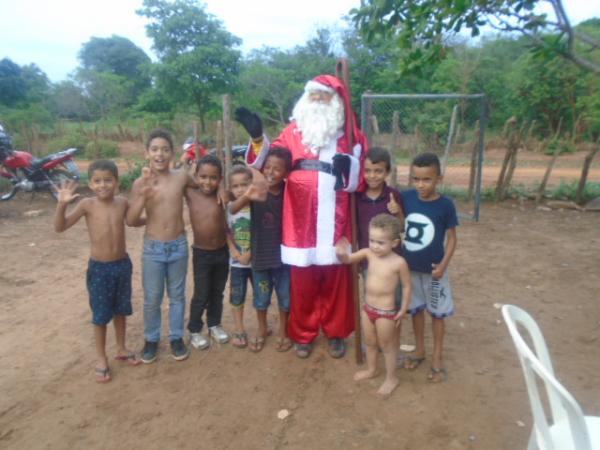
[88,159,118,179]
[229,164,252,183]
[412,152,441,175]
[266,147,292,173]
[369,213,402,241]
[146,128,174,150]
[196,154,223,176]
[366,147,392,171]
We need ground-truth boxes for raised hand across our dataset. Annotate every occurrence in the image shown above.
[140,167,157,198]
[234,107,263,140]
[244,167,268,202]
[55,180,80,204]
[387,192,400,215]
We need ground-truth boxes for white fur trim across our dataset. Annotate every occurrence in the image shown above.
[343,154,360,193]
[281,245,340,267]
[244,135,270,169]
[304,80,335,94]
[317,138,337,259]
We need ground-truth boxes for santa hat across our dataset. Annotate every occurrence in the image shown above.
[306,74,361,147]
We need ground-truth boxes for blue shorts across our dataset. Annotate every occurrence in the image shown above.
[87,256,133,326]
[230,266,253,308]
[252,265,290,312]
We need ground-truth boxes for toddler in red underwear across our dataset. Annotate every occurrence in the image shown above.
[336,214,411,396]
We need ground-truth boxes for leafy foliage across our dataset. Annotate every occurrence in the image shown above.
[350,0,600,75]
[137,0,241,131]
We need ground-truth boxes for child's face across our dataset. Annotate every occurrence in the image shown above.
[89,169,117,200]
[195,163,221,195]
[364,158,389,191]
[263,156,287,190]
[146,137,173,172]
[230,173,251,200]
[411,165,441,200]
[368,226,399,257]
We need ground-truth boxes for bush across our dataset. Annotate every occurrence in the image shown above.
[84,139,120,159]
[46,130,87,153]
[544,139,576,156]
[119,159,145,191]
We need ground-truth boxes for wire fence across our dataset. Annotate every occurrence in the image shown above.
[361,93,486,221]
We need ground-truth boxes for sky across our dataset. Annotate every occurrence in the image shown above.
[0,0,597,82]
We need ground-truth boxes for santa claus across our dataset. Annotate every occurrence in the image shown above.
[235,74,367,358]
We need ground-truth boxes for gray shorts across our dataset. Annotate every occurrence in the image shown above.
[409,271,454,318]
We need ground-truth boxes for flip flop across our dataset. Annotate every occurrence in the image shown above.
[403,356,426,371]
[232,332,248,349]
[275,337,293,352]
[248,336,265,353]
[114,353,141,366]
[95,367,111,383]
[427,367,448,383]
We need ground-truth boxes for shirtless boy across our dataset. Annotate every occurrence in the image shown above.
[336,214,411,396]
[54,160,141,383]
[185,154,230,349]
[127,129,197,363]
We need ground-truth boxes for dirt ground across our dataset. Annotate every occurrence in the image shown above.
[1,192,599,450]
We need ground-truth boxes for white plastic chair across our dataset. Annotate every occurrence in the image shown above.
[502,304,600,450]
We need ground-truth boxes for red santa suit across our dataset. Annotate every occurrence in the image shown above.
[246,75,367,344]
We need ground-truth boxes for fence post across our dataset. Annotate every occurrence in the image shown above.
[576,141,599,205]
[222,94,232,188]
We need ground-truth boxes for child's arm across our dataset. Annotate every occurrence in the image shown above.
[394,258,412,323]
[335,237,368,264]
[229,168,267,214]
[124,199,146,227]
[431,227,457,279]
[226,232,251,266]
[126,168,154,226]
[54,181,86,232]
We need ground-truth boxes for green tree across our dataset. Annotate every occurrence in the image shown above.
[351,0,600,75]
[137,0,241,131]
[20,64,51,104]
[0,58,27,107]
[79,35,151,97]
[76,70,132,119]
[49,80,91,120]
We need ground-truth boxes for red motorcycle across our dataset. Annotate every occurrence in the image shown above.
[0,125,80,201]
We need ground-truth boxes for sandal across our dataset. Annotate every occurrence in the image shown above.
[232,332,248,349]
[403,356,426,371]
[114,352,141,366]
[427,367,448,383]
[95,367,111,383]
[248,336,265,353]
[275,337,293,352]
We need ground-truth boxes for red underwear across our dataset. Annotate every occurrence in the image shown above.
[363,303,397,324]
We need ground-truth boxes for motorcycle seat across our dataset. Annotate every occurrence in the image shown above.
[31,156,54,169]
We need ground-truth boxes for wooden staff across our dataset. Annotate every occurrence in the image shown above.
[335,59,363,365]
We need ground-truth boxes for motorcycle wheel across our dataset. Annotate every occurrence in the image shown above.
[0,174,17,201]
[48,169,78,201]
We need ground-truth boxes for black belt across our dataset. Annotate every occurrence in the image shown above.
[292,159,333,174]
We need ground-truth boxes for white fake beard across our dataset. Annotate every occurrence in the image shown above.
[292,93,344,154]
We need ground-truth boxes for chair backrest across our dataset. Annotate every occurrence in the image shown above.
[501,304,592,450]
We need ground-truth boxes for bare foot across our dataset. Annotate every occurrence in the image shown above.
[354,369,377,381]
[377,377,399,396]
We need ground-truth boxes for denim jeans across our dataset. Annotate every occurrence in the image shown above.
[252,265,290,312]
[142,234,188,342]
[187,246,229,333]
[229,266,252,308]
